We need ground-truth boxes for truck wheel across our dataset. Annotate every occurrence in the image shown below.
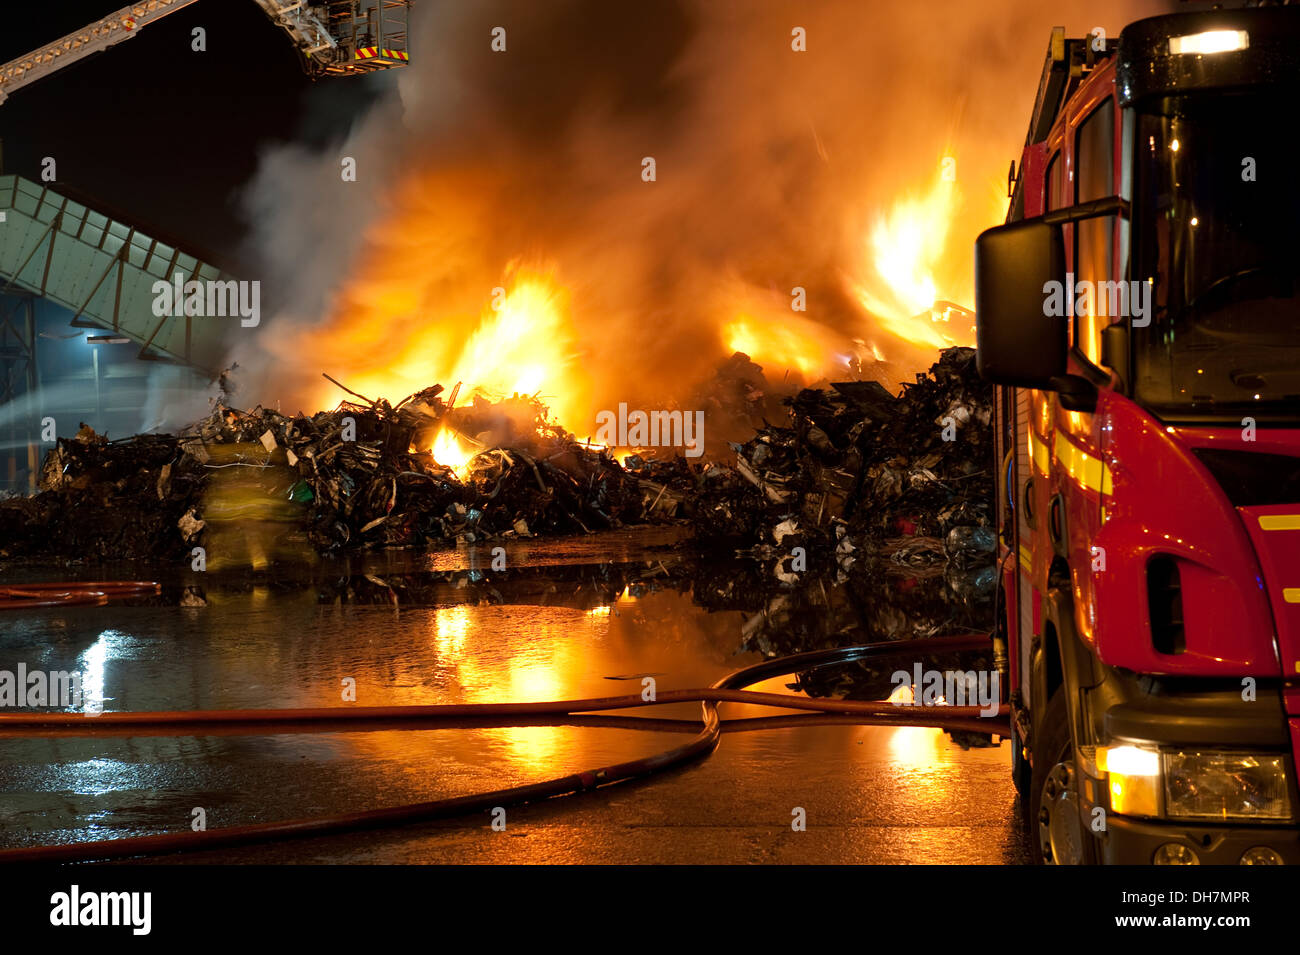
[1029,685,1093,864]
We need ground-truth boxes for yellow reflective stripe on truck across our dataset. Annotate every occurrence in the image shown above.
[1028,430,1050,474]
[1260,515,1300,531]
[1054,431,1112,496]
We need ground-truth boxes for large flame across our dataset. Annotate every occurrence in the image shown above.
[292,149,1007,443]
[848,156,1008,350]
[315,263,590,438]
[851,158,962,348]
[447,272,580,417]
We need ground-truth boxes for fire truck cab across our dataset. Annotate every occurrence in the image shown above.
[976,8,1300,864]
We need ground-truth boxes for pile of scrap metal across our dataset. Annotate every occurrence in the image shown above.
[0,350,996,569]
[687,347,996,572]
[186,382,648,552]
[0,382,651,562]
[0,425,194,561]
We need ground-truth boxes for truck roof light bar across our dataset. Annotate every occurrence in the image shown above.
[1168,30,1248,55]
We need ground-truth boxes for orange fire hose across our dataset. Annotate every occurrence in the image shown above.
[0,634,1002,863]
[0,580,160,610]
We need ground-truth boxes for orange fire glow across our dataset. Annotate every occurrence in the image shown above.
[315,262,591,441]
[293,148,1006,446]
[445,272,584,424]
[723,313,846,383]
[430,427,478,477]
[848,156,1007,351]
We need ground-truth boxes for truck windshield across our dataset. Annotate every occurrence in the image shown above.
[1131,90,1300,419]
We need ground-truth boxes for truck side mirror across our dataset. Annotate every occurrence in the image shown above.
[974,219,1067,387]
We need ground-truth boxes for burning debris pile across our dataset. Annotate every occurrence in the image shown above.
[189,382,648,552]
[0,349,995,571]
[0,382,651,562]
[686,346,995,569]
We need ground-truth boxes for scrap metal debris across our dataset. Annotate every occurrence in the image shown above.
[0,382,648,561]
[0,349,994,573]
[688,346,995,569]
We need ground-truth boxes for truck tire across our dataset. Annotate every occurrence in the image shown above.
[1029,685,1096,864]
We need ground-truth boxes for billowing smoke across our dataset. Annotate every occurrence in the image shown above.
[233,0,1173,429]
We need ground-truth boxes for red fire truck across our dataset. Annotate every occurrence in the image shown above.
[976,7,1300,863]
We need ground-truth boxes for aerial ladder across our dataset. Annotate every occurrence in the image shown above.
[0,0,412,105]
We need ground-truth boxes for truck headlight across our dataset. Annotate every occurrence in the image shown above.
[1164,752,1291,821]
[1097,744,1162,816]
[1097,745,1294,821]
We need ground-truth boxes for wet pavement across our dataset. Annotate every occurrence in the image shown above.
[0,527,1031,863]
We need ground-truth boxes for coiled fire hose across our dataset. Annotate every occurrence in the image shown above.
[0,632,1002,863]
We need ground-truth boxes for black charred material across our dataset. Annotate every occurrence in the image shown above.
[0,426,199,561]
[0,386,659,562]
[687,346,995,571]
[0,348,995,570]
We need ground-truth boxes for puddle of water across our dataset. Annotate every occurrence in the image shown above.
[0,528,1010,858]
